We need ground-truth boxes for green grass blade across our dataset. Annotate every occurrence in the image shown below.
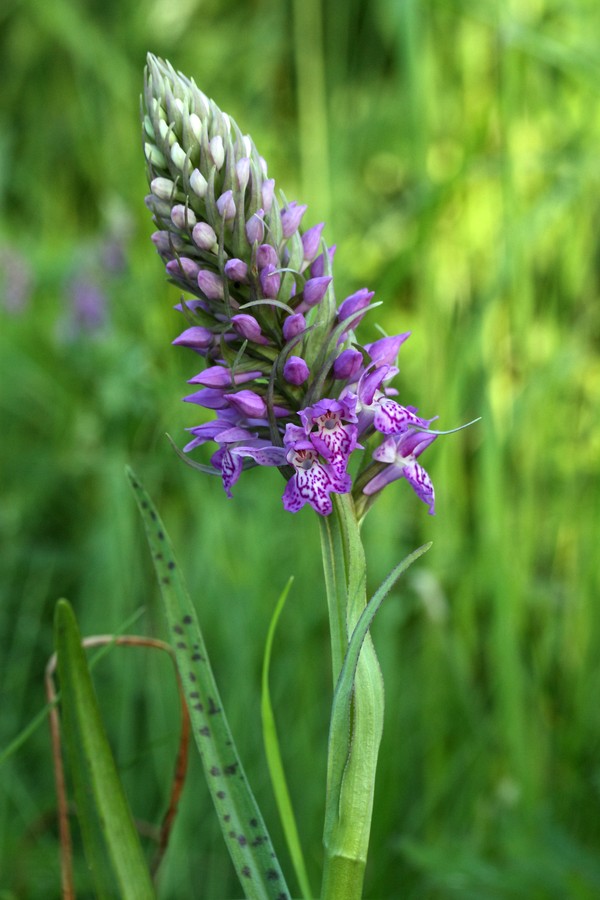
[54,599,156,900]
[261,578,314,900]
[324,542,432,843]
[127,467,291,900]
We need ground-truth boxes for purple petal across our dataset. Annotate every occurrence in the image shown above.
[364,333,411,367]
[226,390,267,418]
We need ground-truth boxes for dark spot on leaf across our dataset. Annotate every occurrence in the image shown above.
[141,500,147,508]
[217,791,226,800]
[161,576,170,585]
[267,869,280,880]
[189,673,197,682]
[193,702,204,711]
[176,641,186,649]
[241,866,251,878]
[183,615,192,624]
[157,530,164,540]
[189,691,199,698]
[238,835,247,846]
[251,836,265,847]
[208,697,221,715]
[224,763,238,776]
[210,766,221,777]
[168,560,176,569]
[150,510,157,520]
[173,625,184,635]
[249,818,258,828]
[156,553,163,561]
[224,814,231,822]
[192,652,205,661]
[199,725,210,737]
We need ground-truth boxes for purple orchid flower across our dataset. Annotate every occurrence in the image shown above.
[282,427,351,515]
[299,397,359,474]
[363,430,437,513]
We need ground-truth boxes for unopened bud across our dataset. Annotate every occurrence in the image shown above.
[171,204,197,229]
[283,356,309,385]
[151,177,176,201]
[192,222,218,250]
[190,168,208,198]
[224,259,249,282]
[333,348,363,380]
[216,190,236,221]
[209,135,225,169]
[197,269,224,300]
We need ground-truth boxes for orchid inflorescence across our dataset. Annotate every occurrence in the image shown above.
[143,55,439,517]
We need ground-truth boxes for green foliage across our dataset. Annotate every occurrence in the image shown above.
[53,599,156,899]
[1,0,600,897]
[128,469,290,898]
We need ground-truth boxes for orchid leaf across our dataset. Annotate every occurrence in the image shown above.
[54,599,155,899]
[323,542,432,845]
[127,467,291,900]
[261,578,314,900]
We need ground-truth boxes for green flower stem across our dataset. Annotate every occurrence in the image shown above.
[319,494,385,900]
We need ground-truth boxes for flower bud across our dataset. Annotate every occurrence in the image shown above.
[261,178,275,213]
[190,168,208,198]
[227,390,267,418]
[145,142,167,168]
[236,157,250,191]
[189,112,202,142]
[301,223,324,261]
[256,243,278,270]
[283,356,309,385]
[281,202,307,239]
[303,276,332,308]
[171,204,197,229]
[192,222,218,251]
[246,210,265,245]
[151,177,177,201]
[170,141,188,171]
[197,269,224,300]
[224,259,249,282]
[260,264,280,299]
[310,244,336,277]
[333,348,363,380]
[184,388,229,409]
[282,313,306,341]
[337,288,374,322]
[166,257,200,281]
[209,135,225,169]
[151,231,185,256]
[231,314,268,344]
[364,333,411,367]
[216,190,236,221]
[172,326,214,349]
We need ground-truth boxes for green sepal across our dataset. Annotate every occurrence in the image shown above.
[54,599,156,900]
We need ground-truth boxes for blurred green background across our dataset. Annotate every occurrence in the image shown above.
[1,0,600,897]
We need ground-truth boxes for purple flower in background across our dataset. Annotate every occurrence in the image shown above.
[142,55,446,516]
[0,244,33,314]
